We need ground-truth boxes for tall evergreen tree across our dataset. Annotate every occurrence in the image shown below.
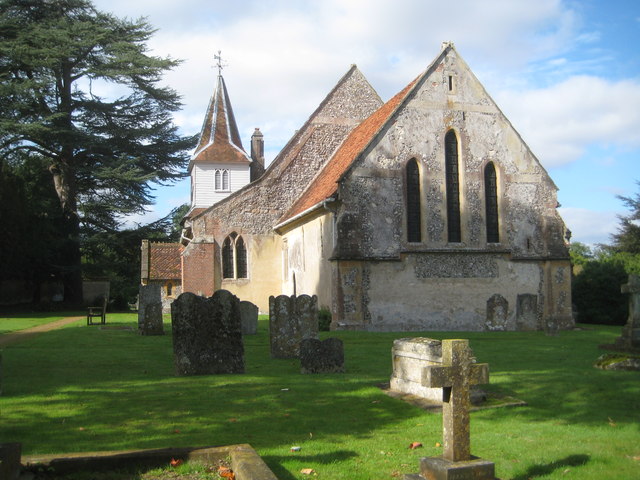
[0,0,195,302]
[612,181,640,254]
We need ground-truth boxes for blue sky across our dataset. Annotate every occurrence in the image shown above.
[92,0,640,246]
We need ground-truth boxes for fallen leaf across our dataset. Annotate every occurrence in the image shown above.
[173,429,181,434]
[608,417,617,427]
[170,458,183,467]
[391,471,402,477]
[300,468,315,475]
[78,427,85,431]
[409,442,423,449]
[218,466,235,478]
[562,468,571,474]
[435,442,442,448]
[228,418,238,423]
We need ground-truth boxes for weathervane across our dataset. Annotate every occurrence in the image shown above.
[214,50,227,75]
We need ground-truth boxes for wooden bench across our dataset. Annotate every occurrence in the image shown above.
[87,296,108,325]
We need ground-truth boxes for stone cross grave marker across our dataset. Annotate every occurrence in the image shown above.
[617,275,640,349]
[413,339,495,480]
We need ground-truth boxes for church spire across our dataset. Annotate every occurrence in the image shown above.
[189,52,250,170]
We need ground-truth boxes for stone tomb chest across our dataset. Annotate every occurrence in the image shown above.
[390,337,488,406]
[390,337,444,402]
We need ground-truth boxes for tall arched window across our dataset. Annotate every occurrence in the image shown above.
[222,236,234,278]
[222,170,229,190]
[222,233,248,279]
[445,130,461,243]
[406,158,421,242]
[484,162,499,243]
[215,170,222,190]
[236,236,247,278]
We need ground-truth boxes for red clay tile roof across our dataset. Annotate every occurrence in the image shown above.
[190,75,251,168]
[149,243,182,280]
[278,78,418,225]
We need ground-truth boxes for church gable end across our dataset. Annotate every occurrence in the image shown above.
[333,44,569,260]
[328,43,571,331]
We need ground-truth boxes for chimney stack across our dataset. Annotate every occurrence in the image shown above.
[250,127,265,180]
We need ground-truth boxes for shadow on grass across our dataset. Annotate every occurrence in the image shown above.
[511,454,590,479]
[263,451,358,480]
[0,320,426,456]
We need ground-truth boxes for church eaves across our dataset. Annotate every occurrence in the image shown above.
[189,74,251,171]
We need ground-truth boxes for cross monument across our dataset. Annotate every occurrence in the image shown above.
[406,339,496,480]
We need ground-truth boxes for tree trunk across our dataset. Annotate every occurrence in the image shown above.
[50,162,84,304]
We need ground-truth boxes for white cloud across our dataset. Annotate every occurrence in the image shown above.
[559,207,620,245]
[93,0,584,158]
[496,76,640,167]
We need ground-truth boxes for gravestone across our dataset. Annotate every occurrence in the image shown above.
[516,293,538,330]
[269,294,318,358]
[405,339,495,480]
[615,275,640,350]
[300,338,345,374]
[138,284,164,336]
[390,338,443,402]
[171,290,244,375]
[240,300,259,335]
[486,294,508,331]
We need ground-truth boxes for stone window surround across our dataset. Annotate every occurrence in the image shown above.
[221,232,249,280]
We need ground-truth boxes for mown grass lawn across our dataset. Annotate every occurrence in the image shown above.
[1,314,638,479]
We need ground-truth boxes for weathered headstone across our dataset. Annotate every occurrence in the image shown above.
[406,339,495,480]
[390,338,443,402]
[240,300,259,335]
[171,290,244,375]
[269,294,318,358]
[300,338,345,374]
[615,275,640,349]
[138,284,164,336]
[516,293,538,330]
[0,442,21,480]
[486,294,508,331]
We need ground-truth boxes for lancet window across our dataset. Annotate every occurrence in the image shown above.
[406,158,422,242]
[445,130,461,243]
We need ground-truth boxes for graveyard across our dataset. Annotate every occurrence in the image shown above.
[1,311,639,480]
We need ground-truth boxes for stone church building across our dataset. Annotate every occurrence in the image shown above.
[146,43,573,331]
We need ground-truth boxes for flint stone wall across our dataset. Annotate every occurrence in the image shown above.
[138,284,164,335]
[269,294,318,358]
[300,338,345,374]
[171,290,244,375]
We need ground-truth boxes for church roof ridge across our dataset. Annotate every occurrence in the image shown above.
[186,64,382,224]
[189,73,251,171]
[276,45,455,227]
